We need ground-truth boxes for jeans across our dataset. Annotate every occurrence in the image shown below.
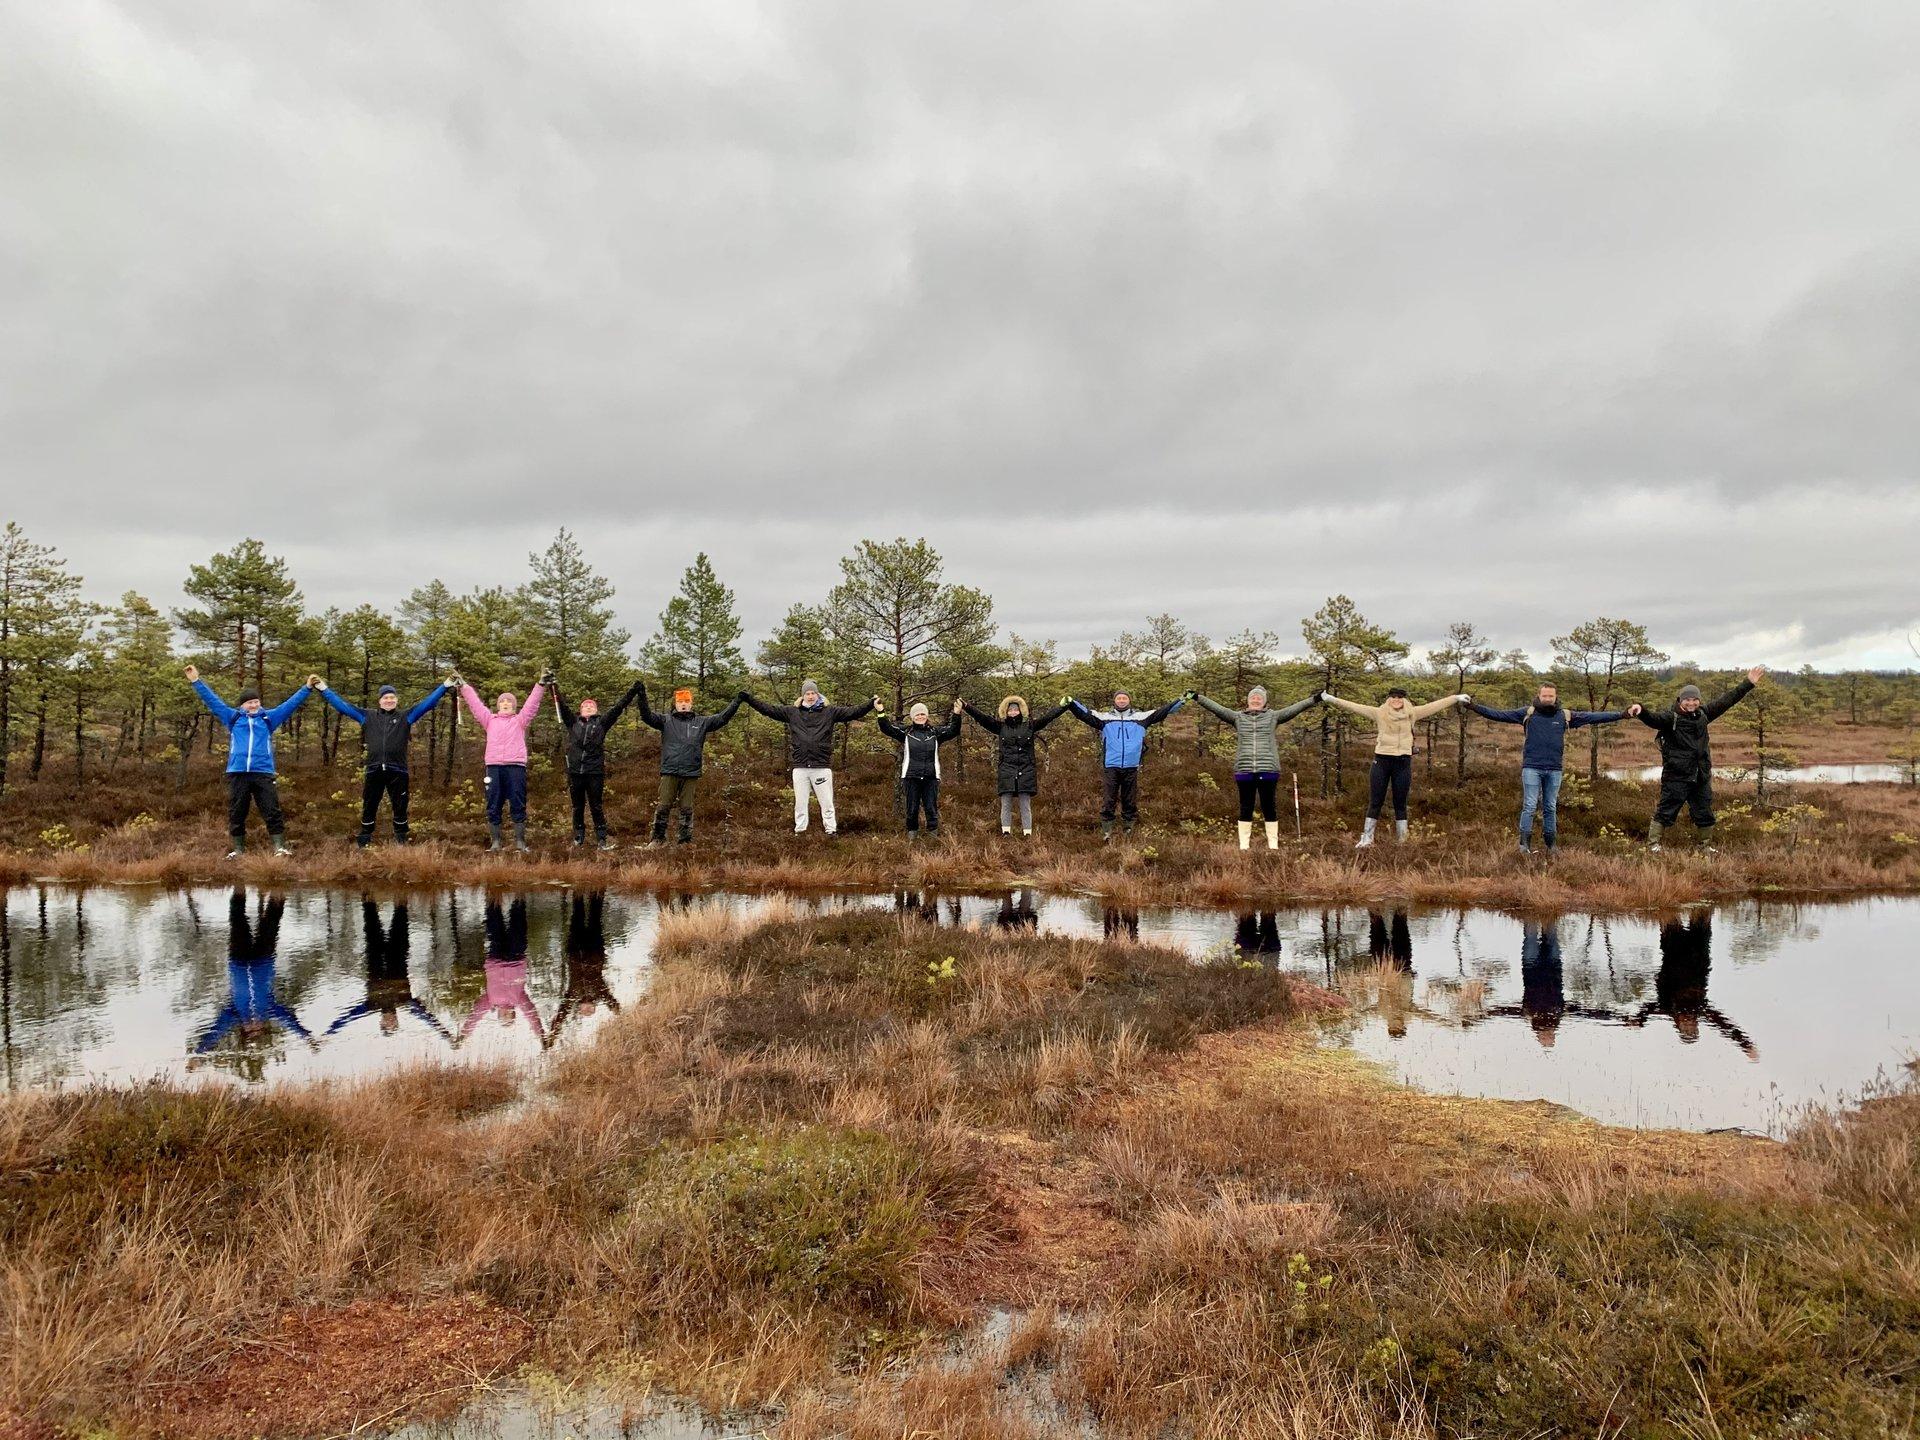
[1519,767,1564,843]
[999,793,1033,830]
[793,767,836,832]
[1366,755,1412,820]
[484,764,527,824]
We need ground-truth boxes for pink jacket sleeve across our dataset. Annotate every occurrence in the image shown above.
[516,683,546,732]
[460,683,495,731]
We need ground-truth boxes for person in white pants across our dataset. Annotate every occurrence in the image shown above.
[741,681,878,835]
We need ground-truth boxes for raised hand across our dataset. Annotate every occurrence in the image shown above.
[1183,690,1197,701]
[1456,693,1471,705]
[1747,665,1767,685]
[446,672,462,688]
[183,663,199,683]
[1628,703,1643,717]
[951,697,964,715]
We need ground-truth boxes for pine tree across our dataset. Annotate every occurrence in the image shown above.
[1551,617,1668,782]
[643,552,745,706]
[175,539,305,696]
[524,529,630,699]
[756,603,830,699]
[1428,621,1498,784]
[826,538,1000,715]
[102,591,176,762]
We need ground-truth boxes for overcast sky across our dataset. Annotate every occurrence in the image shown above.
[4,1,1917,670]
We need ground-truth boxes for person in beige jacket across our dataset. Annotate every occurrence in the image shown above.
[1322,686,1469,847]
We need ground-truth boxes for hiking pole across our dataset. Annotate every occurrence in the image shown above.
[1292,772,1302,840]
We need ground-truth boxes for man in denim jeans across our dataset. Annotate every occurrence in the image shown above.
[1469,683,1627,853]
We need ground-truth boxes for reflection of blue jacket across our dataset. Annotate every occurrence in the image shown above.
[192,681,312,774]
[195,959,311,1051]
[1471,702,1625,773]
[1068,698,1184,768]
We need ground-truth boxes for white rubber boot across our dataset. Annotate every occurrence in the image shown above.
[1237,821,1252,851]
[1265,822,1280,849]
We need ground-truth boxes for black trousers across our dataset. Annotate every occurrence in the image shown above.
[360,768,410,838]
[1366,755,1413,820]
[227,773,284,838]
[902,776,940,831]
[1236,776,1278,821]
[1654,772,1716,828]
[1101,767,1140,822]
[569,772,607,836]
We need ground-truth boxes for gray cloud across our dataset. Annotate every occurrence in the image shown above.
[3,1,1917,666]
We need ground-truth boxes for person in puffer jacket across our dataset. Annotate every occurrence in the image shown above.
[634,680,742,845]
[1628,667,1764,852]
[1190,686,1321,850]
[459,673,548,853]
[185,664,315,857]
[1468,682,1627,853]
[313,672,453,847]
[960,694,1071,837]
[1065,690,1185,842]
[553,679,641,849]
[876,699,962,837]
[1322,687,1469,847]
[741,679,877,836]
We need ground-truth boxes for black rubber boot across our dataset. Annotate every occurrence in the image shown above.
[596,827,612,851]
[514,820,531,853]
[269,832,291,856]
[648,813,669,848]
[488,822,505,852]
[1101,820,1114,845]
[394,824,410,845]
[356,824,373,849]
[675,813,694,845]
[571,828,585,848]
[226,835,246,859]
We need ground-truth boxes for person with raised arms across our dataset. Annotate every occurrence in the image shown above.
[1627,667,1764,852]
[1320,686,1470,847]
[959,694,1071,837]
[1467,681,1628,854]
[184,663,316,857]
[1188,686,1321,850]
[740,679,877,836]
[312,671,453,847]
[633,679,743,846]
[458,670,548,853]
[876,698,963,839]
[1064,689,1186,842]
[552,677,641,850]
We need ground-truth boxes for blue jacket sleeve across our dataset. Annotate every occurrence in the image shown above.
[1570,709,1628,728]
[1471,703,1526,724]
[405,683,449,726]
[264,686,313,730]
[320,688,367,725]
[192,680,236,726]
[195,1006,242,1053]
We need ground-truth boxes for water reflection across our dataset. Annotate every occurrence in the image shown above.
[4,884,1918,1135]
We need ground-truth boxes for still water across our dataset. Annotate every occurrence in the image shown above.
[3,885,1915,1136]
[1607,762,1908,784]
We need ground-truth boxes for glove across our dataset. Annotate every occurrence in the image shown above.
[1183,690,1197,701]
[1060,695,1073,707]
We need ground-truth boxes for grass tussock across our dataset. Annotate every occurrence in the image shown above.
[8,898,1920,1438]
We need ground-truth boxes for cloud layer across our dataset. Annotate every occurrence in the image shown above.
[4,1,1917,666]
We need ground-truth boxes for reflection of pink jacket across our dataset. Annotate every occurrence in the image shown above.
[461,958,545,1042]
[460,683,545,765]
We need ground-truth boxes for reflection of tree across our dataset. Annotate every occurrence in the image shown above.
[1102,907,1140,943]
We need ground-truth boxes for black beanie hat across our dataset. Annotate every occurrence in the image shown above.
[237,688,261,705]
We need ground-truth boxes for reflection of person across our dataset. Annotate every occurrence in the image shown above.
[1367,910,1413,969]
[191,891,313,1062]
[461,898,544,1043]
[1482,920,1576,1049]
[995,889,1040,932]
[1102,907,1141,943]
[1626,914,1758,1058]
[325,900,453,1043]
[1234,912,1282,959]
[547,892,618,1047]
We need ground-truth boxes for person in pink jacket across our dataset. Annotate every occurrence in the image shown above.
[459,669,549,851]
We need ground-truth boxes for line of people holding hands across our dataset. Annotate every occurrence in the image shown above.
[185,659,1769,859]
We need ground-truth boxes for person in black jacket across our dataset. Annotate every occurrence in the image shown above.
[634,680,743,846]
[740,679,877,835]
[1629,667,1764,852]
[313,673,456,846]
[876,699,962,838]
[959,694,1070,837]
[553,680,640,849]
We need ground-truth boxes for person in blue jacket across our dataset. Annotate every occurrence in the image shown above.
[1468,681,1628,853]
[185,663,315,856]
[1064,689,1185,842]
[311,671,455,847]
[188,890,315,1069]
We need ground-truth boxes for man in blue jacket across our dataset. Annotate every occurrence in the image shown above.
[312,672,454,847]
[1468,681,1627,853]
[185,663,315,856]
[1065,689,1185,841]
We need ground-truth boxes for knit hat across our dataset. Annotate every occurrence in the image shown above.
[673,687,694,706]
[378,684,398,697]
[1249,685,1268,704]
[237,689,260,705]
[1676,684,1702,703]
[800,679,820,697]
[497,691,516,709]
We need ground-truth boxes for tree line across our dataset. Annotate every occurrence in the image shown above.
[2,520,1916,800]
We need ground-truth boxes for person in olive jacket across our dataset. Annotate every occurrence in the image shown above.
[633,680,742,846]
[1629,666,1764,852]
[553,679,640,849]
[740,679,878,835]
[313,672,454,847]
[1189,686,1321,850]
[876,699,962,838]
[958,694,1070,837]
